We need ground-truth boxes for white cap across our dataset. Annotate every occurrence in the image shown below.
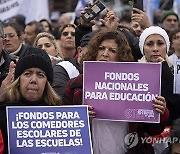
[139,26,170,55]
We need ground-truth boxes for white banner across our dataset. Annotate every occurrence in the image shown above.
[0,0,49,23]
[173,0,180,18]
[144,0,160,25]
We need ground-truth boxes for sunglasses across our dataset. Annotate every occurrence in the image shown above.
[62,31,75,37]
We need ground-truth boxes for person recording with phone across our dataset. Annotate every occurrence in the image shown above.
[75,2,143,61]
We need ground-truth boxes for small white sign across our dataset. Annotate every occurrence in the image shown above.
[173,60,180,94]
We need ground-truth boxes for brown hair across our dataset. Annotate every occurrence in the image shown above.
[82,29,134,63]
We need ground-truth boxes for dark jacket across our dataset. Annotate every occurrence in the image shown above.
[161,61,180,123]
[0,98,48,154]
[0,50,10,86]
[52,58,80,98]
[62,74,169,153]
[9,44,29,63]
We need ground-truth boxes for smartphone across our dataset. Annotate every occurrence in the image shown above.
[133,0,143,11]
[81,0,106,23]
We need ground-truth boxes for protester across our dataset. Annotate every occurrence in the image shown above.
[75,7,142,61]
[0,22,11,86]
[62,29,168,154]
[58,24,76,59]
[131,8,151,38]
[52,32,94,98]
[139,26,180,123]
[168,28,180,64]
[139,26,172,65]
[161,10,179,35]
[0,22,16,102]
[33,32,63,65]
[3,22,28,61]
[24,21,44,46]
[40,19,52,34]
[0,47,61,154]
[138,26,180,153]
[130,21,144,38]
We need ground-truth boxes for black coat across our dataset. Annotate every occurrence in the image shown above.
[0,50,10,86]
[0,98,48,154]
[161,61,180,123]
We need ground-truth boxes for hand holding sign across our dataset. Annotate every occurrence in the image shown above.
[152,96,166,115]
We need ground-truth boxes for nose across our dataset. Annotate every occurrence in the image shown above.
[30,74,37,84]
[102,48,109,56]
[41,45,46,50]
[67,33,72,37]
[152,44,159,52]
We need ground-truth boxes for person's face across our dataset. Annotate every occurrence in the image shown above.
[171,31,180,53]
[36,37,57,57]
[131,21,144,37]
[143,34,167,62]
[162,15,179,32]
[60,27,75,49]
[172,143,180,154]
[24,25,37,45]
[4,26,22,53]
[41,21,50,33]
[19,68,47,101]
[77,46,88,63]
[96,39,118,61]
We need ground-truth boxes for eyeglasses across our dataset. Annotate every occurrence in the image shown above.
[62,31,75,37]
[4,33,18,39]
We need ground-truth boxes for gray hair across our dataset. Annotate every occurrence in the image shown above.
[0,22,4,38]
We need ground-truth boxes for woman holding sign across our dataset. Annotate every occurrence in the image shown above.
[63,28,169,154]
[139,26,180,153]
[0,47,61,154]
[139,26,180,123]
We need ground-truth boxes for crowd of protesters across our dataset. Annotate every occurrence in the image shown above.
[0,2,180,154]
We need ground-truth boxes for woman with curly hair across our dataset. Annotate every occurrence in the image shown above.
[62,29,168,154]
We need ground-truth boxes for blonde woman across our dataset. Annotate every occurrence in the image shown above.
[34,32,63,65]
[139,26,180,123]
[0,47,62,154]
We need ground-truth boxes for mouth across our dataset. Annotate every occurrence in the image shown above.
[5,44,12,47]
[66,40,73,43]
[152,55,161,58]
[27,88,38,92]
